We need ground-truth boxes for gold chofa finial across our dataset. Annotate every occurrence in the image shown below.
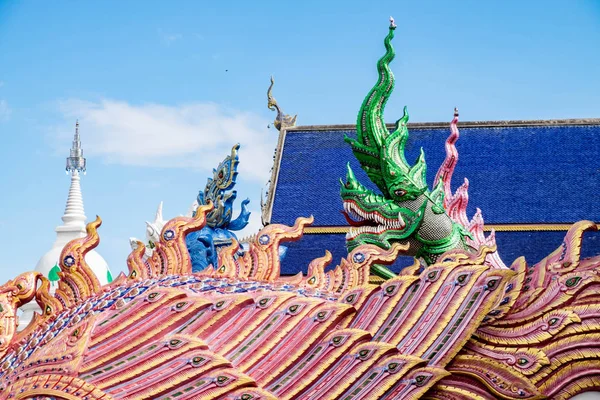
[267,75,297,131]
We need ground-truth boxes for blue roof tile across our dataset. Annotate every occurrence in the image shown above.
[271,122,600,275]
[272,124,600,226]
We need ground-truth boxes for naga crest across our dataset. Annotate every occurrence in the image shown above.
[186,144,251,271]
[197,143,250,231]
[342,19,475,278]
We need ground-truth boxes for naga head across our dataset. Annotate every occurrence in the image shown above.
[342,20,470,275]
[0,272,41,354]
[187,144,251,271]
[145,201,166,248]
[197,143,251,231]
[342,105,434,252]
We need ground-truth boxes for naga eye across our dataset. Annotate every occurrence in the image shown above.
[486,279,499,290]
[565,276,582,288]
[394,189,406,197]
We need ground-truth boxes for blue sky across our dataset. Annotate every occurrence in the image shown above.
[0,1,598,284]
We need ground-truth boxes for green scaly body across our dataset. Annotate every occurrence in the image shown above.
[341,21,473,279]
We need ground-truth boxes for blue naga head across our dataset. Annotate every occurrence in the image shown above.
[186,144,251,272]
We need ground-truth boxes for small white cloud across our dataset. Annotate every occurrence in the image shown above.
[0,100,11,122]
[158,29,182,45]
[195,33,204,41]
[53,98,275,183]
[0,81,4,88]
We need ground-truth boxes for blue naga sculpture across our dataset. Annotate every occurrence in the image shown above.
[130,144,252,271]
[185,144,251,271]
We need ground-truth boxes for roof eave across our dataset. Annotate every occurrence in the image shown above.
[288,117,600,132]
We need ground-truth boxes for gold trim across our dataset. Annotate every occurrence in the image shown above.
[483,224,594,232]
[303,224,598,234]
[305,227,351,234]
[289,118,600,132]
[368,275,386,285]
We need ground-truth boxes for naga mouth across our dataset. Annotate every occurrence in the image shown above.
[342,200,406,240]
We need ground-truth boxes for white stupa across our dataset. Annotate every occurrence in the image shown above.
[18,121,112,330]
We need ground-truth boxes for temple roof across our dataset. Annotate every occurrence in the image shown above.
[265,118,600,274]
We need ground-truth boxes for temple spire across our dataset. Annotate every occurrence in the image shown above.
[66,120,86,174]
[56,121,87,238]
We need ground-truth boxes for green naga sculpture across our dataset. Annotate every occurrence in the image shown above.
[342,17,478,279]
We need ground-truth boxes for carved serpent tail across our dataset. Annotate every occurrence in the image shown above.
[356,21,396,149]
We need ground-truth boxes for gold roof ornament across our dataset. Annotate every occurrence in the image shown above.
[267,75,297,131]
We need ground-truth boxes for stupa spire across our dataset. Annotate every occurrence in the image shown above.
[56,121,87,237]
[66,120,86,174]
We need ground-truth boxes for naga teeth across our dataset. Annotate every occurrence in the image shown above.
[344,202,407,232]
[397,212,406,228]
[344,202,367,222]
